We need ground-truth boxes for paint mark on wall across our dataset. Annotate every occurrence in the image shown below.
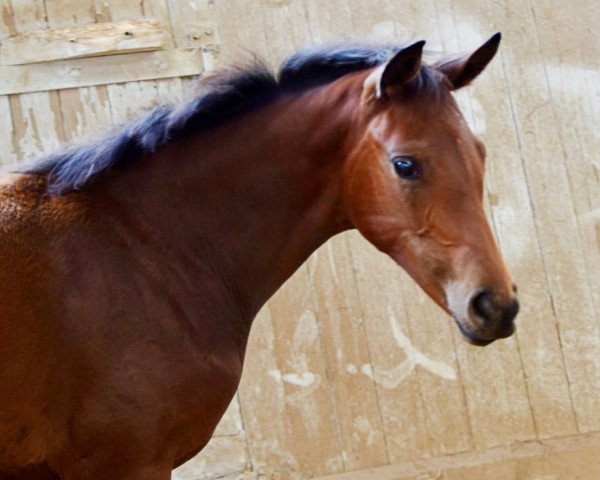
[387,308,457,381]
[578,208,600,225]
[347,309,456,389]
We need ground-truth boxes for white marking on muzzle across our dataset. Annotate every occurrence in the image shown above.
[444,280,474,324]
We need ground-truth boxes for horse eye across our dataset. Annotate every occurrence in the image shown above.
[393,157,421,180]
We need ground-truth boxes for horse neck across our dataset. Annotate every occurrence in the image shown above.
[102,77,363,327]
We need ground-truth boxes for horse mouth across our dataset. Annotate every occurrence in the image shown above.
[454,317,496,347]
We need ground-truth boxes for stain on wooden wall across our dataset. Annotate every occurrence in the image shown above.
[1,1,598,479]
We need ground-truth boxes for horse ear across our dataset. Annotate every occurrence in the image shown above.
[377,41,426,97]
[434,33,502,90]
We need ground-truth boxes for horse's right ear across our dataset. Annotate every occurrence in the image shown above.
[376,41,426,98]
[433,33,502,90]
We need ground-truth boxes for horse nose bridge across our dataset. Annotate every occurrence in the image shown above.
[453,211,513,286]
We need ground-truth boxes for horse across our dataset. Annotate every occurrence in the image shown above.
[0,34,519,479]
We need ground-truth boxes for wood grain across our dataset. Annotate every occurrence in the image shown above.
[1,19,165,65]
[2,1,598,478]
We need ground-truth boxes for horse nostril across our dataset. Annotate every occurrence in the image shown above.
[471,290,520,329]
[471,290,499,322]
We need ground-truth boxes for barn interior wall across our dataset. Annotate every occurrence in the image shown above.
[1,1,598,479]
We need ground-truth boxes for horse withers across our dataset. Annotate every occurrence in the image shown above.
[0,34,518,479]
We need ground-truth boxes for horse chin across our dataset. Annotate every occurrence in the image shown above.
[453,316,497,347]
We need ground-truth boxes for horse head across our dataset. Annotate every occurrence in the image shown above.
[343,34,518,346]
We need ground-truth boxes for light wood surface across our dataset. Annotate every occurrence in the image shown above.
[1,19,165,65]
[1,1,598,478]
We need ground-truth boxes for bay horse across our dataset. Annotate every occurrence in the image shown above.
[0,34,518,479]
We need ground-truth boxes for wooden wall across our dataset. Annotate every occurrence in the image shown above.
[1,1,599,479]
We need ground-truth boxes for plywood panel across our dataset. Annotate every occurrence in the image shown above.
[237,307,290,476]
[307,236,388,471]
[0,0,46,41]
[529,0,600,347]
[349,233,472,463]
[485,0,600,434]
[213,3,342,478]
[0,95,18,166]
[9,88,64,161]
[430,1,537,449]
[312,432,600,480]
[445,0,578,442]
[1,1,599,479]
[266,269,344,477]
[2,0,64,166]
[1,19,165,65]
[166,0,217,49]
[0,48,202,95]
[341,1,477,464]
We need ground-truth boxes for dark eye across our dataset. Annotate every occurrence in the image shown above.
[393,157,420,180]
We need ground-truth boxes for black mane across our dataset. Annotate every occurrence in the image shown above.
[25,43,440,195]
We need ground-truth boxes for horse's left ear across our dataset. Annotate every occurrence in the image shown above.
[434,33,502,90]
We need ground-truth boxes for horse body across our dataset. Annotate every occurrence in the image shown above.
[0,82,359,478]
[0,36,519,479]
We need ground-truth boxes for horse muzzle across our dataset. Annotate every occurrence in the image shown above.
[447,283,519,346]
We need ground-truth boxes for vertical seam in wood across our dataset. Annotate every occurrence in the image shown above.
[344,235,392,466]
[491,4,581,434]
[448,0,540,442]
[528,0,600,329]
[431,0,476,452]
[303,262,347,472]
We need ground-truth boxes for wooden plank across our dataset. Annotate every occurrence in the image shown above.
[237,307,289,476]
[44,1,113,146]
[265,268,344,477]
[529,0,600,358]
[0,48,202,95]
[167,0,218,48]
[340,1,476,464]
[42,0,96,29]
[0,0,53,168]
[426,3,537,449]
[141,0,175,49]
[485,0,600,434]
[255,0,311,66]
[443,0,577,442]
[0,95,18,167]
[58,86,112,142]
[213,0,270,64]
[1,19,165,65]
[91,0,145,23]
[3,0,65,167]
[306,235,388,471]
[165,0,220,71]
[213,396,243,437]
[106,78,184,124]
[9,87,64,162]
[0,0,46,41]
[172,435,248,480]
[311,432,600,480]
[348,233,469,463]
[213,3,326,477]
